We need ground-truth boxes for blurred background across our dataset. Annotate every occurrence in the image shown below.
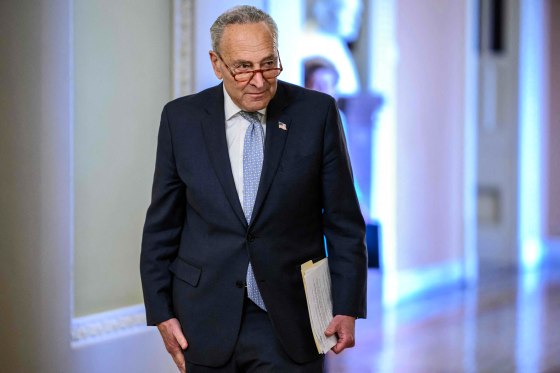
[1,0,558,372]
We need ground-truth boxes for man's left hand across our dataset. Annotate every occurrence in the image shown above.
[324,315,356,354]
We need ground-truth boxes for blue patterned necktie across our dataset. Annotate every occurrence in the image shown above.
[239,111,267,311]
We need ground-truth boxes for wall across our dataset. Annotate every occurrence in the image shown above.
[368,0,475,305]
[395,0,467,270]
[72,0,177,370]
[0,0,176,371]
[0,0,73,370]
[546,0,560,238]
[73,0,171,316]
[517,0,547,267]
[476,0,520,266]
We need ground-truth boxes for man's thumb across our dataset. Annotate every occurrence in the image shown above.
[174,330,188,350]
[324,323,336,336]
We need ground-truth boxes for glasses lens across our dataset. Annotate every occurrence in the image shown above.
[234,68,281,82]
[262,68,280,79]
[235,72,254,82]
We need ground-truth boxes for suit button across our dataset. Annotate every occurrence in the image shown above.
[235,280,245,288]
[247,234,255,242]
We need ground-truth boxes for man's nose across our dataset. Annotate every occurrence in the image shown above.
[249,70,265,88]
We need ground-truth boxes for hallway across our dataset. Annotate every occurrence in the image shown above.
[326,264,560,372]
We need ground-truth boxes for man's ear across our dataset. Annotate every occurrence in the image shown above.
[209,51,223,80]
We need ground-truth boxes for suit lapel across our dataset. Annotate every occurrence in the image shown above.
[251,84,290,225]
[201,84,248,228]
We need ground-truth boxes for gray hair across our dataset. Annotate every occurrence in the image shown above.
[210,5,279,53]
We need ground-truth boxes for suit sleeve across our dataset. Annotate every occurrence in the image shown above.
[140,105,186,325]
[321,98,368,319]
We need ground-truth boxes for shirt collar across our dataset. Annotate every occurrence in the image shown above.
[223,85,266,121]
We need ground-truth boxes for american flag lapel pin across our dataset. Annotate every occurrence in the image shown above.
[278,122,287,131]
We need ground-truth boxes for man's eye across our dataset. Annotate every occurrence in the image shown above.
[263,61,275,68]
[235,63,252,71]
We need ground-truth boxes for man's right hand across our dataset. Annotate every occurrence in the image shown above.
[157,318,188,373]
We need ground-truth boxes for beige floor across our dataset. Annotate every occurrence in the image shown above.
[325,263,560,373]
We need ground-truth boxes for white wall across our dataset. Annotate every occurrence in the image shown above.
[73,0,171,317]
[476,0,551,268]
[546,0,560,240]
[0,0,73,370]
[476,0,521,267]
[0,0,176,371]
[376,0,473,304]
[395,0,468,270]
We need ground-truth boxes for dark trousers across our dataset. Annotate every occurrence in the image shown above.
[186,297,324,372]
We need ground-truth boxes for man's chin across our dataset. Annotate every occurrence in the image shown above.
[241,98,271,112]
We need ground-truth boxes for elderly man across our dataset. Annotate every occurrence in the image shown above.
[141,5,367,372]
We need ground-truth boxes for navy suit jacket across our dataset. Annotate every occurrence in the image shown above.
[140,81,367,365]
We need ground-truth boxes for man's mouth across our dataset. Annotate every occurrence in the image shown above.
[247,92,267,98]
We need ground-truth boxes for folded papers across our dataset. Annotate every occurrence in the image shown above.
[301,258,337,354]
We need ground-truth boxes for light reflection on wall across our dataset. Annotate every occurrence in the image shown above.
[518,0,545,269]
[365,0,398,305]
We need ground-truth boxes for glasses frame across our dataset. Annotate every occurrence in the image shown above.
[216,50,283,83]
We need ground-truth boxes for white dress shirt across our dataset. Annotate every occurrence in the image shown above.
[223,86,267,207]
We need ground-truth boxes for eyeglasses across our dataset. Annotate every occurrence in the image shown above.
[216,51,283,83]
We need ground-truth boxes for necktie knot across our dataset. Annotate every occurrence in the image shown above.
[239,111,261,125]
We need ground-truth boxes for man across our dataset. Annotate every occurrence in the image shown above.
[141,5,367,372]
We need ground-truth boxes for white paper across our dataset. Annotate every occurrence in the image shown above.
[301,258,337,354]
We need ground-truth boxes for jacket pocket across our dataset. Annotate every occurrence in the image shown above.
[169,257,201,287]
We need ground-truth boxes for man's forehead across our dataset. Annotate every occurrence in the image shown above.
[222,21,272,34]
[219,22,275,53]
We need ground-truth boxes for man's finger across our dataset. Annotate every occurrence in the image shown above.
[157,318,189,371]
[325,315,356,354]
[171,349,186,373]
[173,328,189,350]
[331,330,355,354]
[324,323,336,337]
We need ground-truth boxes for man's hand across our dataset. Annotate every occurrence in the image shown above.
[324,315,356,354]
[157,318,188,373]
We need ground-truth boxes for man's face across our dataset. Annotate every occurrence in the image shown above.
[210,22,278,112]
